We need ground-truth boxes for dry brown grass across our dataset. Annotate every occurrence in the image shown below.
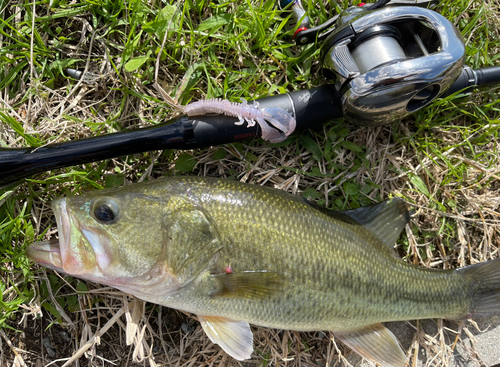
[1,0,500,366]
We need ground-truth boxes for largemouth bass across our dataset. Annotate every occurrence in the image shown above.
[26,176,500,366]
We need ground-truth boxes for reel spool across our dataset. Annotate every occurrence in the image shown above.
[321,6,465,126]
[349,25,406,74]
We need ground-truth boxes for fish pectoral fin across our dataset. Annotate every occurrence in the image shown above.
[198,315,253,360]
[210,272,286,300]
[334,323,406,367]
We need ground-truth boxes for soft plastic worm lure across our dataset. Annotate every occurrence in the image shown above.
[182,98,296,143]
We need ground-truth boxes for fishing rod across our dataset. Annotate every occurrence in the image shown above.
[0,86,340,187]
[1,0,500,187]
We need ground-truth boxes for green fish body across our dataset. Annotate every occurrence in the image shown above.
[27,177,500,366]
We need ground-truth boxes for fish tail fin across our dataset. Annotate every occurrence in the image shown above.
[458,258,500,318]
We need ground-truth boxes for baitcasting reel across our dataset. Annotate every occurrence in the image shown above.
[281,0,467,126]
[320,5,465,125]
[3,0,499,186]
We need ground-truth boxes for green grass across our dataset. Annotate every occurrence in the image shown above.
[0,0,499,365]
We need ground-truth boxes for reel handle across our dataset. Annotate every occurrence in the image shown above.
[287,0,440,45]
[279,0,310,39]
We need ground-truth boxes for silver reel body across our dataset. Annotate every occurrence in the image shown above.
[322,6,465,126]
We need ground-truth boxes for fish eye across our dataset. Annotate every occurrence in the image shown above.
[92,198,120,224]
[95,205,114,221]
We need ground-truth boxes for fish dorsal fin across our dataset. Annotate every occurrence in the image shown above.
[306,198,411,253]
[340,198,412,251]
[198,315,253,360]
[209,271,286,300]
[334,323,406,367]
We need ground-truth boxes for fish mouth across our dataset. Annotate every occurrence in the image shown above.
[26,197,69,272]
[27,197,100,275]
[26,238,63,271]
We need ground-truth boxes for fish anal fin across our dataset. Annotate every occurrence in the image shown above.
[210,271,286,300]
[335,323,406,367]
[198,315,253,360]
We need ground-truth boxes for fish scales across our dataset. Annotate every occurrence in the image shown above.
[158,178,468,329]
[84,178,462,326]
[26,176,500,366]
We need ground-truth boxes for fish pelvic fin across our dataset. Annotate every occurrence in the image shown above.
[340,198,412,254]
[457,258,500,319]
[334,323,406,367]
[198,315,253,360]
